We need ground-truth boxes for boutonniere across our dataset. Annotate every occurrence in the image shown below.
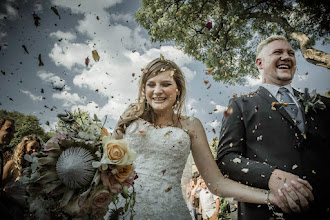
[298,88,326,114]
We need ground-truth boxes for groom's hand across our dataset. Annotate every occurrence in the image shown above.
[268,169,314,213]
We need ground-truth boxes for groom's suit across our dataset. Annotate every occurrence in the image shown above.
[216,86,330,220]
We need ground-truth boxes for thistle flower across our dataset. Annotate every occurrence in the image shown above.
[56,147,95,189]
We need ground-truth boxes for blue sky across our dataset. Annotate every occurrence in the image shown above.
[0,0,329,141]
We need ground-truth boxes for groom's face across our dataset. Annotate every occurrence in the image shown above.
[256,40,296,86]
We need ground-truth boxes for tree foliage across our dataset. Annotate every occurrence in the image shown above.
[136,0,330,84]
[0,110,52,151]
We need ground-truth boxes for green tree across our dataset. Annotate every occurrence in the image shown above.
[136,0,330,84]
[0,110,53,151]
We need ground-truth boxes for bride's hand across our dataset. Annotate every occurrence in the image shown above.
[268,190,298,213]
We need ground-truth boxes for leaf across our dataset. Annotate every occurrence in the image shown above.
[165,186,172,192]
[24,154,33,162]
[92,50,100,62]
[38,54,44,66]
[32,12,41,27]
[206,67,215,75]
[22,45,29,54]
[51,6,61,19]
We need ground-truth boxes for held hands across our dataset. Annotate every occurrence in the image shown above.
[268,169,314,213]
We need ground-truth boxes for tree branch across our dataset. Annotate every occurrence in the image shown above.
[243,12,330,69]
[290,32,330,69]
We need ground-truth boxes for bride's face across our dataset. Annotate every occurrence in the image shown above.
[145,70,180,113]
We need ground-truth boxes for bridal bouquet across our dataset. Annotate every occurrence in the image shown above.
[20,110,137,220]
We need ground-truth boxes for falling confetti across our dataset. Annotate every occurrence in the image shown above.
[206,21,212,30]
[165,186,172,192]
[92,50,100,62]
[292,164,298,170]
[85,57,90,67]
[22,45,29,54]
[38,54,44,66]
[224,106,233,118]
[206,67,215,75]
[233,158,241,163]
[33,12,41,27]
[51,6,61,19]
[241,168,249,173]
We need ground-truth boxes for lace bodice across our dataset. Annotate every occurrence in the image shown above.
[115,118,191,220]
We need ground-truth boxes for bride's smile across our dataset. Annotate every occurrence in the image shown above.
[145,70,180,113]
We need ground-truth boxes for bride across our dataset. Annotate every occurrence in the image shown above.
[110,56,308,219]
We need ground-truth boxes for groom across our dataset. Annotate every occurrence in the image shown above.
[216,36,330,219]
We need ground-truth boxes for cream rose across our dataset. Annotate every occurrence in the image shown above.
[102,137,136,166]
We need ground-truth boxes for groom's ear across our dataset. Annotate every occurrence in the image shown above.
[255,58,263,70]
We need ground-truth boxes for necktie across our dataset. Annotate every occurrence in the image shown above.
[278,87,305,132]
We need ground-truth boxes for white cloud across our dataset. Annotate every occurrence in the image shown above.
[71,99,127,122]
[49,42,91,69]
[0,3,18,20]
[37,70,70,89]
[33,3,43,12]
[48,1,198,127]
[20,90,43,101]
[181,66,196,83]
[185,98,198,116]
[52,0,123,15]
[215,105,226,113]
[53,91,84,107]
[206,120,220,128]
[50,30,77,41]
[246,75,262,87]
[210,101,226,113]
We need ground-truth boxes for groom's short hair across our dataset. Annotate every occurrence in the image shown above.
[256,35,289,58]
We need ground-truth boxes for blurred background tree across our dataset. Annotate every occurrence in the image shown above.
[0,110,53,152]
[136,0,329,84]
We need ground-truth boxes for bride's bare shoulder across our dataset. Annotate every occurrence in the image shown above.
[179,116,203,133]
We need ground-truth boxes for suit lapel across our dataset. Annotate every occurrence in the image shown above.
[256,86,295,125]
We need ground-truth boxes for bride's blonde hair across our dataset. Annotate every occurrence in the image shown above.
[116,56,186,134]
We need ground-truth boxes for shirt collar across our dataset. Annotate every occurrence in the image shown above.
[261,83,294,97]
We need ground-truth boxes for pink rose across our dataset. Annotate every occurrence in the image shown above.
[101,171,123,194]
[90,188,112,209]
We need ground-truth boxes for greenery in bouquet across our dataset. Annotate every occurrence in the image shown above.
[19,109,137,220]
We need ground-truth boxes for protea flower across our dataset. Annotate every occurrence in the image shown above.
[56,147,95,189]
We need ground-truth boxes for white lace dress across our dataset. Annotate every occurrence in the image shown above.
[114,118,191,220]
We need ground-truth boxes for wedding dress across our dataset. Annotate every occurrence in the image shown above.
[109,118,192,220]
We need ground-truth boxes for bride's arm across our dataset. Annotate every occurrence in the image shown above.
[185,117,290,209]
